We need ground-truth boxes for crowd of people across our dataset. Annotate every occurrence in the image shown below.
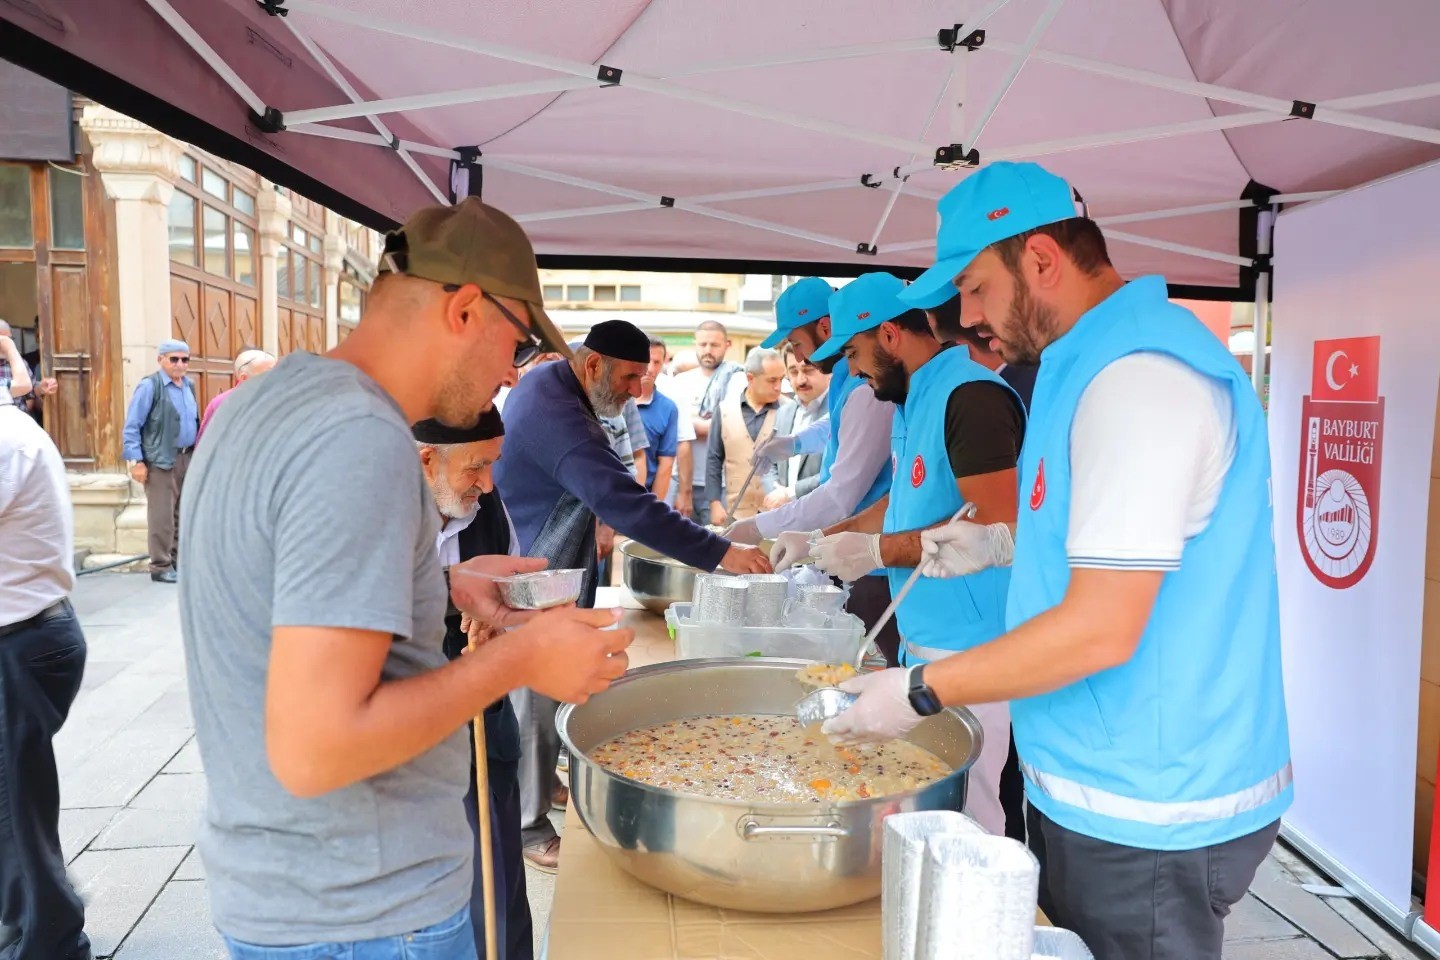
[0,158,1289,960]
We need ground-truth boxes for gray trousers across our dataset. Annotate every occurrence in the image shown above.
[144,449,191,574]
[1036,811,1280,960]
[512,687,561,847]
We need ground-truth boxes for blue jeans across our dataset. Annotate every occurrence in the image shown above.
[222,907,475,960]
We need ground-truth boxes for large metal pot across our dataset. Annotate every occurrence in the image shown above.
[619,540,698,614]
[557,658,982,913]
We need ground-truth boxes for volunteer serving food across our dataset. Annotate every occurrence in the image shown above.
[789,272,1024,836]
[725,277,901,661]
[822,161,1292,960]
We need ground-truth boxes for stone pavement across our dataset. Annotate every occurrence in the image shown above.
[45,572,1425,959]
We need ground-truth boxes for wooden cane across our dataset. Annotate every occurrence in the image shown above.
[468,632,500,960]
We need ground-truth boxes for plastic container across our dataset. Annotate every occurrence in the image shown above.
[664,602,864,661]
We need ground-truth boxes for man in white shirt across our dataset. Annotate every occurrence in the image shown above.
[825,161,1285,960]
[668,320,743,522]
[0,404,91,960]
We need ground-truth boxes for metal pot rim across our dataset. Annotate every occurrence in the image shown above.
[557,657,981,813]
[618,538,700,569]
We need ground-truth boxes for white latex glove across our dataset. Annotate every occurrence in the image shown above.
[919,520,1015,578]
[822,668,923,745]
[770,529,820,571]
[723,517,763,545]
[811,531,883,582]
[751,433,797,465]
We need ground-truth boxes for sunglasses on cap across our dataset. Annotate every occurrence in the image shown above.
[383,234,542,368]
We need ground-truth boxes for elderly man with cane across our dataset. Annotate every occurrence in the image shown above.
[414,409,533,960]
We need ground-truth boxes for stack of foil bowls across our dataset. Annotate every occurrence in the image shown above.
[798,583,847,618]
[690,573,748,625]
[740,573,790,626]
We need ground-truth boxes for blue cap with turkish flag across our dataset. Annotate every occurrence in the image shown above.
[809,272,911,363]
[762,276,835,349]
[898,161,1079,310]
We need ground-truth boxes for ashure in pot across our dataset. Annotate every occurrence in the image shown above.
[557,658,983,913]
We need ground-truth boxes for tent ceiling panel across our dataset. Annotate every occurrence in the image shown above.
[3,0,1437,295]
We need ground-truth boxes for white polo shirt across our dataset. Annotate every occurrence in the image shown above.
[0,405,74,623]
[1067,353,1237,571]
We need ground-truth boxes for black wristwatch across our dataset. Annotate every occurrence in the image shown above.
[907,664,944,717]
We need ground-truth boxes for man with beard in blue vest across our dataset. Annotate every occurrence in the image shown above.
[803,272,1025,835]
[822,161,1291,960]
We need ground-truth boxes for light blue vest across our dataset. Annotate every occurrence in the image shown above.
[1008,276,1292,851]
[885,348,1018,664]
[819,358,891,512]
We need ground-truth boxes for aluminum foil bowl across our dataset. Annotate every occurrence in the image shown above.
[558,658,982,913]
[493,568,585,610]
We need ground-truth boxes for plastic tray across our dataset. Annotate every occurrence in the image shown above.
[664,602,864,662]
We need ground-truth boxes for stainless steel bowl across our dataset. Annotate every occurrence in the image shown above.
[619,540,701,614]
[557,658,982,913]
[619,539,776,615]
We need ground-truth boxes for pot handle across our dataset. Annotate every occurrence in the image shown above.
[739,818,850,840]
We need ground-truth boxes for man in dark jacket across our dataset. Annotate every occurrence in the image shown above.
[414,410,532,960]
[121,338,199,583]
[495,318,771,870]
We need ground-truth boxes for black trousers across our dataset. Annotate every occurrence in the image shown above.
[463,732,533,960]
[1036,810,1279,960]
[0,603,89,960]
[843,575,903,667]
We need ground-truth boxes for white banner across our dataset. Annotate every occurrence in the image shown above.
[1271,160,1440,913]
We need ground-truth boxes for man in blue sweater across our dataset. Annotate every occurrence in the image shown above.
[496,318,770,869]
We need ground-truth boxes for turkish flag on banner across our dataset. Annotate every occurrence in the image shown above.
[1311,336,1381,403]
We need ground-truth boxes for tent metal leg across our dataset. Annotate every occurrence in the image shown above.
[1252,207,1276,399]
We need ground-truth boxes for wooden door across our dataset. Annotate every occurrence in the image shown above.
[198,282,234,409]
[44,263,94,463]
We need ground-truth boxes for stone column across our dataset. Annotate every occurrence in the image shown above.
[257,183,292,356]
[323,219,346,350]
[77,106,183,561]
[79,105,182,406]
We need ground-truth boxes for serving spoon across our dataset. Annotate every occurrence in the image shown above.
[794,502,978,728]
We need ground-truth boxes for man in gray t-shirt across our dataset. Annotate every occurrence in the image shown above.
[178,199,631,955]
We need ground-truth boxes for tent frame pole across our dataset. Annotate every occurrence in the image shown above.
[1251,206,1275,398]
[980,40,1440,146]
[140,0,266,115]
[965,0,1064,151]
[285,78,596,126]
[282,0,937,155]
[280,17,448,204]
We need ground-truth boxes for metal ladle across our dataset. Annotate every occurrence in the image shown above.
[794,502,979,728]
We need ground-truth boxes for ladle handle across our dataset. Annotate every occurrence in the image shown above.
[852,502,978,667]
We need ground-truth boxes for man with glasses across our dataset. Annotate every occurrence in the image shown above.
[178,198,632,960]
[122,338,200,584]
[198,348,276,442]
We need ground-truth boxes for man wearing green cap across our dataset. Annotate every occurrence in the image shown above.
[178,198,633,959]
[823,162,1290,960]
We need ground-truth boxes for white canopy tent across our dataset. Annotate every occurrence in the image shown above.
[5,0,1440,947]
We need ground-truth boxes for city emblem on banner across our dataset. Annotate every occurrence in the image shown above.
[1297,336,1384,589]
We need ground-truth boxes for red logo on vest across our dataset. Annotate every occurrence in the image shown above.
[987,207,1010,221]
[1030,458,1046,510]
[911,455,926,488]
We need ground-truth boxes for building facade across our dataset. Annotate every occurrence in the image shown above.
[0,93,379,562]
